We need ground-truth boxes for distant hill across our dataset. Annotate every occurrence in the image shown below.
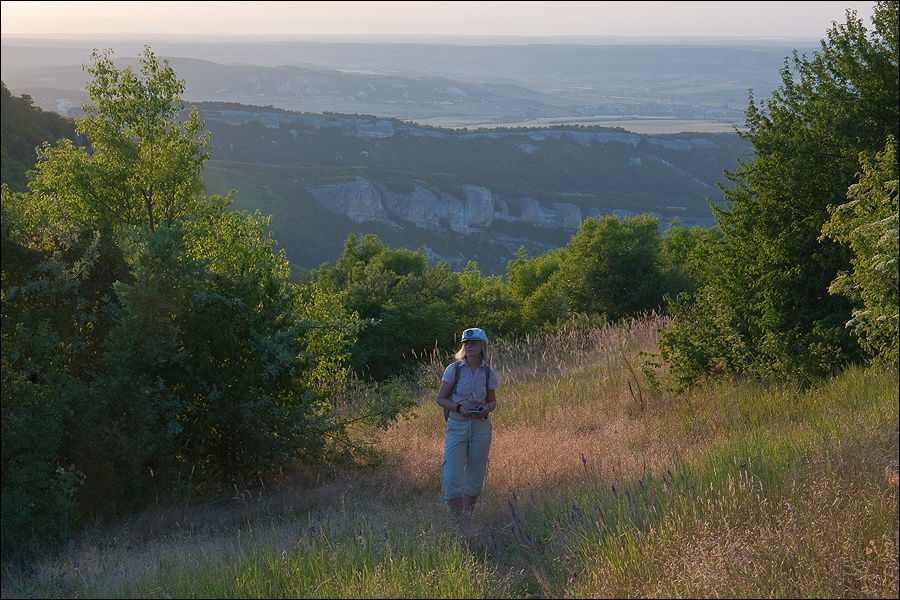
[0,79,750,276]
[197,103,751,275]
[0,36,776,274]
[0,81,77,192]
[1,37,814,128]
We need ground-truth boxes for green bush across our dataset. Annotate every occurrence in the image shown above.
[662,2,899,385]
[821,138,899,362]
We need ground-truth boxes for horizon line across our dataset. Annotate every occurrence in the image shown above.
[1,32,822,44]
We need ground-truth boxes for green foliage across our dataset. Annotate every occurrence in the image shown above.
[1,48,377,560]
[560,214,663,321]
[505,246,567,333]
[295,280,360,395]
[454,262,521,337]
[26,48,210,235]
[304,210,705,378]
[504,214,672,333]
[1,184,119,555]
[657,219,724,300]
[305,234,463,379]
[304,214,689,379]
[821,137,899,361]
[662,2,900,385]
[100,212,327,487]
[0,82,77,193]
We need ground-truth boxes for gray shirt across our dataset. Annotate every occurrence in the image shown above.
[442,359,500,421]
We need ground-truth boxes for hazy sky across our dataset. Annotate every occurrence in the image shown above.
[0,1,878,40]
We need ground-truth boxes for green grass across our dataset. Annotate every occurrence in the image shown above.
[2,316,896,598]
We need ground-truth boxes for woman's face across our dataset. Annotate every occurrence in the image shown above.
[464,340,483,359]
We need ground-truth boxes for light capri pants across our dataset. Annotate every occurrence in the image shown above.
[441,417,493,501]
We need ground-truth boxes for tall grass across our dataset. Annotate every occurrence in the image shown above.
[2,313,897,598]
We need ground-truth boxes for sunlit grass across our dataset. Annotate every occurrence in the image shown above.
[2,314,897,598]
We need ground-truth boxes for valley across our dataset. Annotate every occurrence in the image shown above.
[197,104,750,274]
[2,35,766,273]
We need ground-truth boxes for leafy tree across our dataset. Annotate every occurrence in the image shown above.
[559,214,663,321]
[657,219,724,300]
[1,185,117,555]
[2,48,372,558]
[505,246,568,332]
[306,234,462,379]
[505,246,556,301]
[504,215,669,333]
[662,2,899,384]
[452,261,519,337]
[821,137,899,362]
[26,47,210,235]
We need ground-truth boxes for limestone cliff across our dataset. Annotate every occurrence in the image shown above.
[310,177,583,232]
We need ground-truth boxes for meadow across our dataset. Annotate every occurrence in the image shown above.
[1,313,897,598]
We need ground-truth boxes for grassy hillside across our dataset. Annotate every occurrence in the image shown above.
[3,315,896,598]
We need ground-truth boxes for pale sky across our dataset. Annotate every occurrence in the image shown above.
[0,1,878,40]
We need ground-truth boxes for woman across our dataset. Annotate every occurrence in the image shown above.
[436,327,499,519]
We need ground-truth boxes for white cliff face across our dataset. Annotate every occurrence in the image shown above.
[383,186,450,231]
[516,198,582,229]
[551,203,583,229]
[519,197,544,226]
[443,192,471,233]
[310,178,388,222]
[384,185,493,233]
[310,177,582,231]
[460,186,495,229]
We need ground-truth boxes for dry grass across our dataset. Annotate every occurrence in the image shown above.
[2,312,896,598]
[382,314,686,506]
[569,424,900,598]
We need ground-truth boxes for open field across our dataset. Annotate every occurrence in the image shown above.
[2,314,897,598]
[412,117,745,135]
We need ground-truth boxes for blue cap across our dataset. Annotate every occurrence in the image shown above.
[461,327,489,345]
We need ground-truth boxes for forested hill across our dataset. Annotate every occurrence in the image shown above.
[196,102,751,274]
[0,81,77,192]
[1,84,750,275]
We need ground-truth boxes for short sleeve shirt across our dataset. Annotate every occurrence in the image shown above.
[442,359,499,420]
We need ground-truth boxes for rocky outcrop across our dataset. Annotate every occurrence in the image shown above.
[514,198,582,229]
[310,178,390,223]
[310,177,583,232]
[459,186,495,230]
[382,186,462,231]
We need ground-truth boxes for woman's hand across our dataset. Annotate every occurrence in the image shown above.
[465,405,488,418]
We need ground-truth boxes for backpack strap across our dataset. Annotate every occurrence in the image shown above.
[443,361,463,422]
